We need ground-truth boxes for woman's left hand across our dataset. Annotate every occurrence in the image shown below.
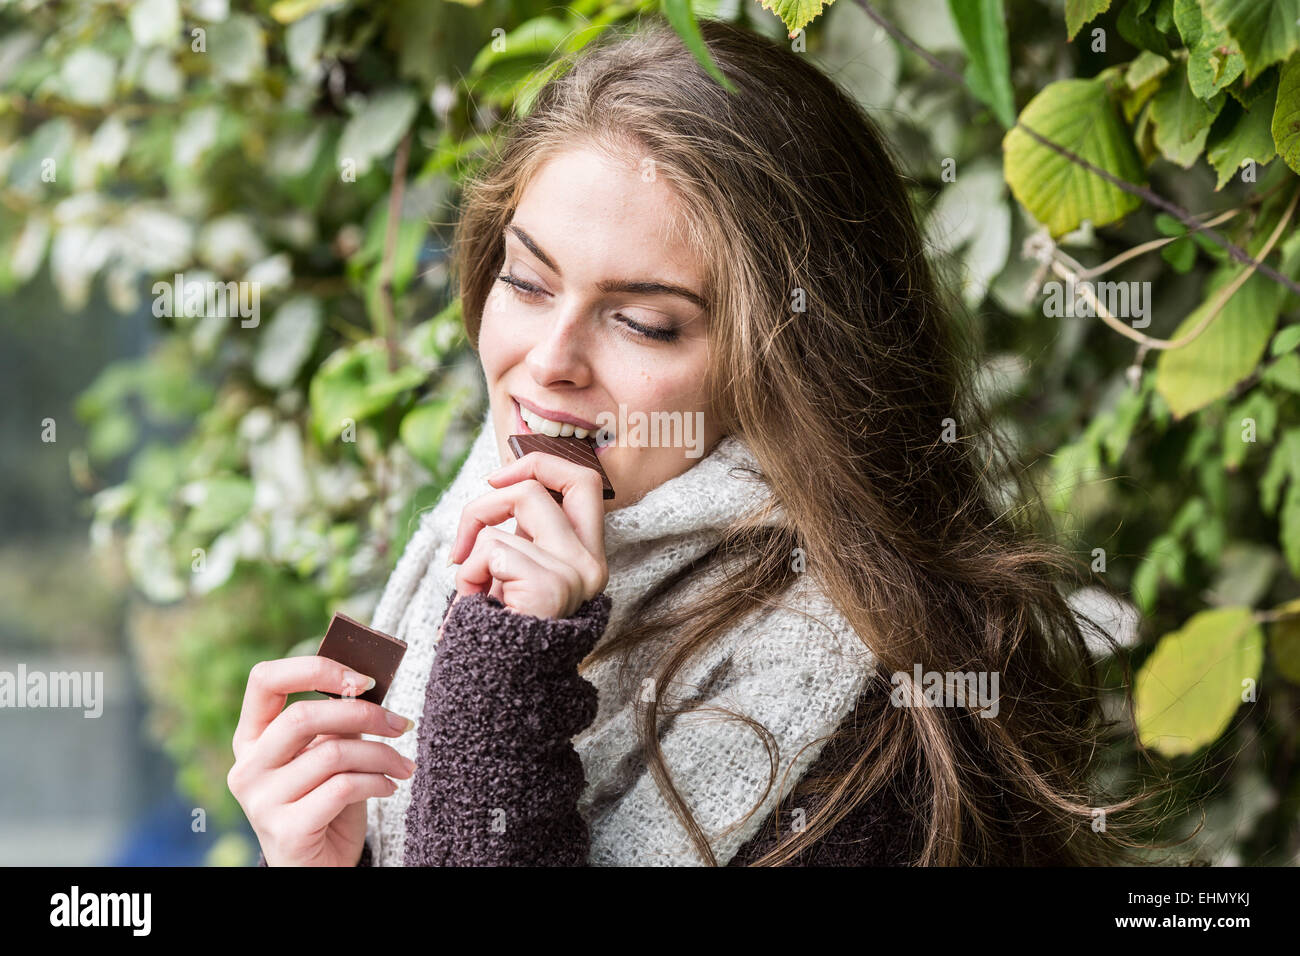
[447,451,609,619]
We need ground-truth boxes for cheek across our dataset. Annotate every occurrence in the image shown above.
[477,289,516,380]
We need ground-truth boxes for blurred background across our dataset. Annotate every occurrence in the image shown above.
[2,0,1298,865]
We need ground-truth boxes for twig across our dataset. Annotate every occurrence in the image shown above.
[852,0,964,84]
[1077,208,1240,279]
[376,130,413,372]
[1048,186,1299,350]
[1016,123,1300,300]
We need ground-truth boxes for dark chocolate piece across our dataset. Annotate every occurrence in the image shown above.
[507,434,615,502]
[316,612,407,706]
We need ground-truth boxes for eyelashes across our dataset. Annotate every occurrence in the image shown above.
[496,272,547,304]
[494,273,680,343]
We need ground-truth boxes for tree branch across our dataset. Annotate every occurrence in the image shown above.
[376,130,413,372]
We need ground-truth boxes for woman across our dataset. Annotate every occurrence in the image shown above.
[233,15,1156,866]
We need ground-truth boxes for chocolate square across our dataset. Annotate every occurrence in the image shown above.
[507,434,615,502]
[316,612,407,706]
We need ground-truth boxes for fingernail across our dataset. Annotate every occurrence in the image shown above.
[343,671,376,693]
[445,552,455,567]
[386,711,415,733]
[401,756,416,774]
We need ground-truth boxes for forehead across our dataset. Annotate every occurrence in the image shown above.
[511,146,705,287]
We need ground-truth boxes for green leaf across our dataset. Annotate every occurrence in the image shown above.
[1260,428,1300,515]
[269,0,343,23]
[1198,0,1300,81]
[337,88,418,178]
[207,14,266,85]
[1148,62,1226,167]
[1118,0,1172,57]
[128,0,181,48]
[1162,234,1197,271]
[185,477,254,535]
[253,297,323,390]
[88,411,139,463]
[1226,65,1278,108]
[948,0,1015,127]
[1136,606,1264,756]
[663,0,738,89]
[1155,212,1187,235]
[468,17,571,77]
[1127,50,1171,89]
[1272,54,1300,174]
[1271,324,1300,356]
[1003,78,1145,236]
[1101,375,1152,465]
[399,399,459,473]
[1175,0,1245,99]
[1065,0,1112,40]
[405,298,465,362]
[1206,93,1278,188]
[1222,390,1276,468]
[1132,533,1185,614]
[1281,482,1300,576]
[308,341,427,443]
[1263,353,1300,393]
[1270,598,1300,685]
[1154,265,1283,418]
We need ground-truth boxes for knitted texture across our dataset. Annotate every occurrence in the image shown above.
[363,405,878,865]
[402,591,607,865]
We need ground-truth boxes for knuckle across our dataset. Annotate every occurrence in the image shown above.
[312,655,335,685]
[317,738,345,768]
[243,788,271,824]
[582,554,607,592]
[284,701,311,731]
[562,563,584,596]
[325,773,354,801]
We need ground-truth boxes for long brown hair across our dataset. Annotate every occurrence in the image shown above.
[451,14,1181,865]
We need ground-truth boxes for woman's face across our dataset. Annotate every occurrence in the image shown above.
[478,146,723,511]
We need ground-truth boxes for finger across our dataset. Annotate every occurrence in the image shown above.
[485,452,606,555]
[455,527,576,597]
[250,698,414,771]
[266,738,415,805]
[234,656,377,759]
[285,772,399,834]
[449,480,584,567]
[455,529,577,617]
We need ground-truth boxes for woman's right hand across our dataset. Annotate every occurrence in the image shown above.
[228,656,416,867]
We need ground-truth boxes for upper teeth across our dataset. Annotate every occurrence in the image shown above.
[520,405,590,439]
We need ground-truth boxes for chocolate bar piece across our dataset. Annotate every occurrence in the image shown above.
[316,612,407,706]
[507,434,615,502]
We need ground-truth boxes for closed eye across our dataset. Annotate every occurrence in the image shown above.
[497,273,547,303]
[496,273,680,343]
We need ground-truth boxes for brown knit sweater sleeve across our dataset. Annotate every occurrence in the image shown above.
[400,590,606,866]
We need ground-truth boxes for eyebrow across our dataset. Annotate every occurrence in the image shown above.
[504,223,707,311]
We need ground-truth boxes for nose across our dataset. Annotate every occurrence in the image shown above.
[524,308,592,389]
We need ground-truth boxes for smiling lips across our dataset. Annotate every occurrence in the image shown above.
[514,398,602,439]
